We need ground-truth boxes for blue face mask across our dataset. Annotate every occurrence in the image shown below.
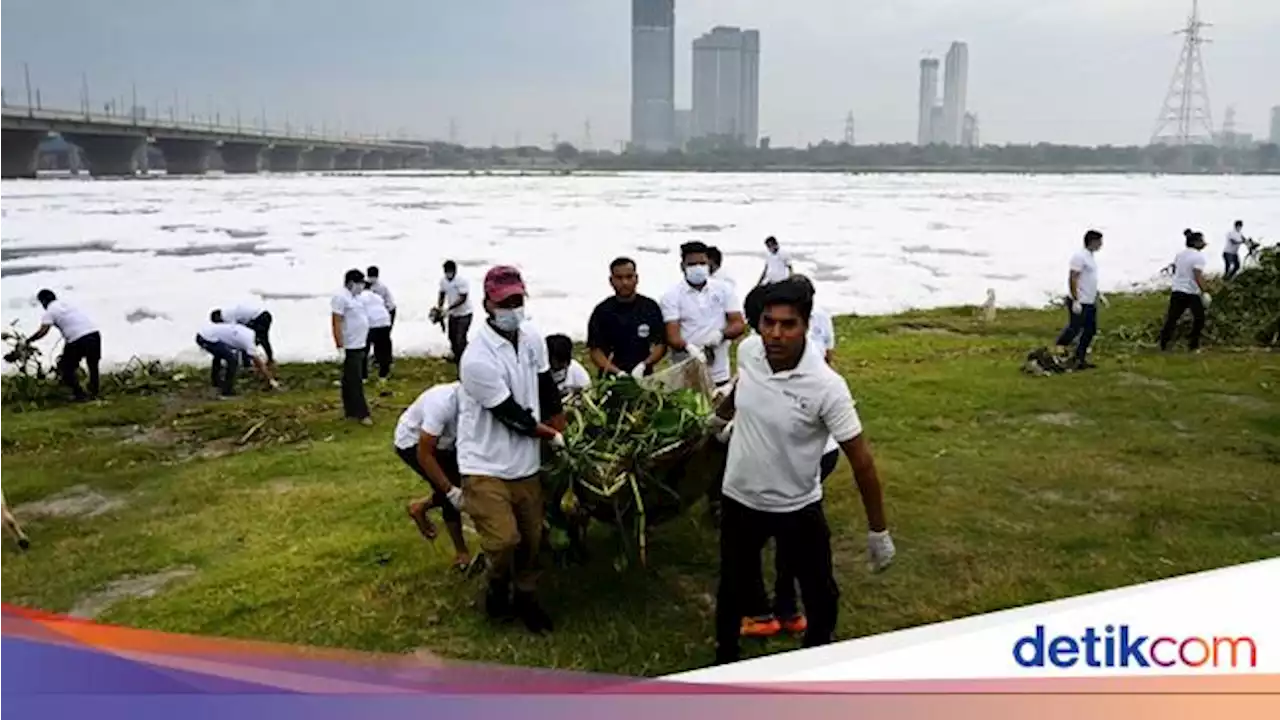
[493,307,524,332]
[684,264,710,285]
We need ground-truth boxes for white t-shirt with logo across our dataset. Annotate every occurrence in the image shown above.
[1171,249,1207,295]
[197,323,258,357]
[360,290,392,329]
[660,278,742,384]
[1224,230,1245,256]
[1068,249,1099,304]
[724,336,863,513]
[439,275,473,318]
[762,249,792,284]
[394,383,459,451]
[40,301,97,343]
[556,359,592,394]
[456,321,550,480]
[221,303,265,325]
[330,290,369,349]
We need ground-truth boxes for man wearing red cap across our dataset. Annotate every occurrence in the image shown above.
[453,265,567,633]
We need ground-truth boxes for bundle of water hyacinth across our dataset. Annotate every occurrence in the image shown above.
[543,366,716,567]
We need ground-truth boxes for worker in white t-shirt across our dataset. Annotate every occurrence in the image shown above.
[1159,230,1211,352]
[545,334,592,396]
[26,289,102,401]
[365,266,397,326]
[661,241,747,388]
[756,236,793,286]
[707,279,893,664]
[435,260,474,363]
[394,382,472,571]
[1223,220,1247,281]
[708,246,737,295]
[1054,230,1106,370]
[211,302,274,365]
[359,285,394,391]
[195,322,279,397]
[331,268,372,424]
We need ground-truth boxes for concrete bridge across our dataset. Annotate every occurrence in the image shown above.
[1,106,431,178]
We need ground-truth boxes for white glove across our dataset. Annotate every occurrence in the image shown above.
[868,530,896,572]
[549,432,566,451]
[714,418,734,444]
[630,362,647,379]
[1071,300,1083,315]
[1098,294,1110,308]
[683,343,705,363]
[1202,292,1212,308]
[702,330,724,348]
[446,486,464,510]
[268,378,282,390]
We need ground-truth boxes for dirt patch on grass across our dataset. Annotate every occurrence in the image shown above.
[15,485,127,519]
[1034,412,1088,427]
[1116,372,1173,390]
[1209,394,1272,412]
[69,566,198,619]
[889,323,965,336]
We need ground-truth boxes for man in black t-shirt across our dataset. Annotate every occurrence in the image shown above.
[587,257,668,378]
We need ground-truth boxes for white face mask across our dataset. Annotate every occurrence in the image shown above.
[347,282,364,294]
[493,307,524,332]
[684,264,710,285]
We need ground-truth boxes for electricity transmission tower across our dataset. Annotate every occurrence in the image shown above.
[1149,0,1215,146]
[843,112,856,145]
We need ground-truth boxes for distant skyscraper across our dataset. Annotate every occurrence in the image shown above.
[917,58,940,146]
[631,0,676,152]
[674,108,692,149]
[691,26,761,146]
[942,42,969,146]
[962,112,980,147]
[929,106,945,145]
[1271,106,1280,144]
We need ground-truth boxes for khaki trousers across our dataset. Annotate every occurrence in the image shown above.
[463,474,543,592]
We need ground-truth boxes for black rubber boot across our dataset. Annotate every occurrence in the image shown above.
[513,590,554,634]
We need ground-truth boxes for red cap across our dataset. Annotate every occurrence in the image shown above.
[484,265,526,303]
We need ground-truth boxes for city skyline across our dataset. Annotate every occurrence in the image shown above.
[942,42,970,146]
[2,0,1278,148]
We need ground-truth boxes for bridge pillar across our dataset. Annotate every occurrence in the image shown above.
[220,142,266,173]
[64,133,147,176]
[383,153,406,170]
[302,146,338,171]
[2,129,45,178]
[361,151,385,170]
[268,145,306,172]
[156,139,215,175]
[401,150,429,169]
[335,148,366,170]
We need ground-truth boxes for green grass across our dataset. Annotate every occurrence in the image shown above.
[3,293,1278,675]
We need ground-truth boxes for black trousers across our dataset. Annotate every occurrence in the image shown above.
[747,450,840,619]
[1158,292,1206,351]
[1223,253,1241,281]
[196,335,239,396]
[717,496,839,663]
[60,332,101,400]
[395,446,462,524]
[1054,302,1098,363]
[364,326,393,379]
[447,314,472,362]
[341,348,370,419]
[246,311,274,364]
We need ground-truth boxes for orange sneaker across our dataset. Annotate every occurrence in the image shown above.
[740,615,781,638]
[780,613,808,634]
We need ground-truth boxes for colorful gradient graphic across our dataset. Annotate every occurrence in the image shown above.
[4,604,1277,719]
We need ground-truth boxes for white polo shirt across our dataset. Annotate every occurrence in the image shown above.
[1224,230,1245,256]
[762,249,792,284]
[724,336,863,513]
[1068,249,1099,304]
[440,275,473,317]
[360,290,392,329]
[40,300,97,343]
[456,320,550,480]
[330,290,369,349]
[394,383,459,451]
[221,303,265,325]
[1171,249,1207,295]
[660,278,742,384]
[197,323,258,357]
[368,279,396,312]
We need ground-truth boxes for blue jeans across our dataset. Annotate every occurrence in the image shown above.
[196,335,239,396]
[1223,253,1241,281]
[1055,302,1097,363]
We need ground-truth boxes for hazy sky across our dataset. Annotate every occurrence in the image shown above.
[2,0,1277,148]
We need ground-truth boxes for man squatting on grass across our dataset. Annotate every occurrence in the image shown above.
[196,317,280,397]
[455,266,567,633]
[394,381,471,571]
[331,269,373,425]
[709,278,893,664]
[1055,230,1107,370]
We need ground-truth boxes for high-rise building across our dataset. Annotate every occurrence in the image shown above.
[942,42,969,145]
[1271,106,1280,144]
[631,0,676,152]
[917,58,940,146]
[691,26,761,146]
[962,112,980,148]
[674,108,692,150]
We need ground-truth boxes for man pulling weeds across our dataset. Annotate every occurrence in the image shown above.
[394,381,473,572]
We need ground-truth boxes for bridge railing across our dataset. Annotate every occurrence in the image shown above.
[1,104,423,148]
